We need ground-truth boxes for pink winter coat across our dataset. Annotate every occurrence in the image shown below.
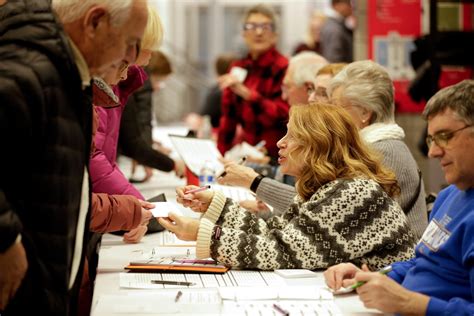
[90,65,147,199]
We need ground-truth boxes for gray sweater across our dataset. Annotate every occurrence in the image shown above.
[256,139,428,240]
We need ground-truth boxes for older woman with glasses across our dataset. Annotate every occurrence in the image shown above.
[217,4,289,162]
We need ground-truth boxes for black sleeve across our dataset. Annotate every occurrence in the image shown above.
[119,90,175,172]
[0,77,24,252]
[200,85,222,128]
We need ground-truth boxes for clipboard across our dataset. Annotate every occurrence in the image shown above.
[125,258,229,274]
[168,134,224,176]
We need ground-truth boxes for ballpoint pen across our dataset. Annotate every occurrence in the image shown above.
[272,303,289,316]
[174,290,183,302]
[350,265,393,289]
[218,156,247,178]
[174,259,216,264]
[185,185,211,194]
[151,280,196,286]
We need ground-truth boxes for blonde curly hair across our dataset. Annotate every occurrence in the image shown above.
[287,103,400,201]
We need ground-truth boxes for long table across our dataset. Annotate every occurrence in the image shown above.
[91,230,387,315]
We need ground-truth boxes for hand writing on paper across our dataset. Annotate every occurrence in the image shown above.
[158,213,200,241]
[0,241,28,310]
[175,185,213,213]
[324,262,363,291]
[354,271,429,315]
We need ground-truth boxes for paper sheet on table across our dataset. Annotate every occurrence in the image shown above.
[218,286,333,300]
[223,300,343,315]
[169,135,223,176]
[94,290,221,315]
[150,202,183,218]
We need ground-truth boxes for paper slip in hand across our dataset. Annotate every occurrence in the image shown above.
[274,269,319,279]
[230,66,248,83]
[150,202,183,218]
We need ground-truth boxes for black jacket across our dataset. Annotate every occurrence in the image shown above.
[119,78,175,172]
[0,0,92,314]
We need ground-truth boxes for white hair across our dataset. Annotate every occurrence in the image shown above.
[52,0,134,27]
[328,60,395,124]
[289,51,328,87]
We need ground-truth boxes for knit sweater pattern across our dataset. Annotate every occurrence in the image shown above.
[197,178,416,270]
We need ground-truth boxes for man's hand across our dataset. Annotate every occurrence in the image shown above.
[0,240,28,310]
[324,262,362,290]
[355,271,429,315]
[158,213,200,241]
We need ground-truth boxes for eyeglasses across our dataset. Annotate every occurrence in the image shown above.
[426,125,472,149]
[243,22,275,33]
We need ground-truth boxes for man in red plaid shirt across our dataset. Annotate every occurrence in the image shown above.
[217,4,289,160]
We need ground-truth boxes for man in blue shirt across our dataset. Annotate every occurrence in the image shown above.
[324,79,474,316]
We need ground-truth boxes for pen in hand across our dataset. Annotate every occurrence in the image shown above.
[185,185,211,194]
[350,265,393,289]
[219,156,247,178]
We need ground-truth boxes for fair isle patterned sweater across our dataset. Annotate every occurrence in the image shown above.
[196,178,416,270]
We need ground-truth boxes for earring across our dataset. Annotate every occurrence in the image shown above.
[362,119,367,124]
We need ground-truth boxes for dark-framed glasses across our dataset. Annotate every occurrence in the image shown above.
[426,125,472,149]
[243,22,275,33]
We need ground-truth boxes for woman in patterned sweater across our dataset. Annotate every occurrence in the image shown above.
[160,104,416,270]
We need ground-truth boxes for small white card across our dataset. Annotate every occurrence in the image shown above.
[230,66,248,83]
[274,269,318,279]
[150,202,183,218]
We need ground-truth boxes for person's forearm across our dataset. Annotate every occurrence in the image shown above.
[256,177,295,215]
[400,291,429,316]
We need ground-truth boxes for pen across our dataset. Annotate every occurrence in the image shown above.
[174,290,183,302]
[185,185,211,194]
[219,156,247,178]
[175,259,216,264]
[350,265,393,289]
[272,303,289,316]
[151,280,196,286]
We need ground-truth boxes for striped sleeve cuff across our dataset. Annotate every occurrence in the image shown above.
[196,218,214,259]
[202,191,226,224]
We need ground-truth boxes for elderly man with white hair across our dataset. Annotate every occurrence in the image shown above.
[0,0,147,314]
[281,51,328,105]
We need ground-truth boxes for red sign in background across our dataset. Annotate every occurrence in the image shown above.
[367,0,423,113]
[367,0,473,112]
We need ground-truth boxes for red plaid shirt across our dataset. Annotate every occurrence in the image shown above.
[217,47,289,159]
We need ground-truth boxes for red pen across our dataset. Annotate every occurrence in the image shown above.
[185,185,211,194]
